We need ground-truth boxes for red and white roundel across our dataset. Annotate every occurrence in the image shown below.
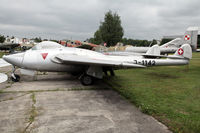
[178,48,184,55]
[184,34,190,41]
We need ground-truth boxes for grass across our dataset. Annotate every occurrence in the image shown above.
[0,52,5,58]
[105,52,200,133]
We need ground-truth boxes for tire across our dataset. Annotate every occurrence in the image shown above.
[80,74,93,86]
[11,74,20,82]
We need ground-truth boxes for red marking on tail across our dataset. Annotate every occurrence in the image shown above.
[184,34,190,41]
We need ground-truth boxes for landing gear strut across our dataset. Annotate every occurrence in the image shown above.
[110,69,115,76]
[103,67,115,76]
[11,65,20,82]
[80,74,93,86]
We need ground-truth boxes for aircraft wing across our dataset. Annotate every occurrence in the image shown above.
[53,54,145,68]
[0,58,11,67]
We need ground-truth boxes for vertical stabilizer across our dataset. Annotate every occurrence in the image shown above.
[160,38,182,48]
[174,44,192,59]
[146,45,160,56]
[183,27,199,51]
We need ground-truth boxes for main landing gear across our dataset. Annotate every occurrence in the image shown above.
[80,74,93,86]
[103,67,115,76]
[11,65,20,82]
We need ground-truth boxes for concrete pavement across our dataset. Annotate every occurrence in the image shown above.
[0,66,171,133]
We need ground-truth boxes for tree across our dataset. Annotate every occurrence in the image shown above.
[88,38,95,44]
[151,39,158,45]
[0,35,6,43]
[33,37,42,43]
[93,30,103,44]
[93,11,124,46]
[160,38,172,45]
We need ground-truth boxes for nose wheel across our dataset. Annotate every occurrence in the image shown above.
[11,74,20,82]
[11,65,20,82]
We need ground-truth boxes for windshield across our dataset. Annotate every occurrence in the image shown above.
[31,45,37,50]
[31,41,63,50]
[31,45,42,50]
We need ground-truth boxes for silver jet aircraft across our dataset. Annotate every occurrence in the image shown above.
[3,41,192,85]
[125,27,198,53]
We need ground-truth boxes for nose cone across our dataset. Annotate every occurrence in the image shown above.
[3,53,24,67]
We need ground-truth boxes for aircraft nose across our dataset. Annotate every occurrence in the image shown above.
[3,53,24,67]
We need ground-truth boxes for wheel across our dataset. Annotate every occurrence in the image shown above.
[80,74,93,86]
[11,74,20,82]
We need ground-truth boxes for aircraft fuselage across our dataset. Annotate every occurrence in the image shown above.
[3,47,189,73]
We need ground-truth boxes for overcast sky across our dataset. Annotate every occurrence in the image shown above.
[0,0,199,41]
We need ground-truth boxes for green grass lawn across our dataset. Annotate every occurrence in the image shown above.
[0,52,5,58]
[105,52,200,133]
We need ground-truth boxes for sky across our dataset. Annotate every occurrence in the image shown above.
[0,0,200,41]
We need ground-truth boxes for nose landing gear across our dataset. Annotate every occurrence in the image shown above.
[11,74,20,82]
[11,65,20,82]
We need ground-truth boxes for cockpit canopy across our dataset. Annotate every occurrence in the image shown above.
[31,41,64,50]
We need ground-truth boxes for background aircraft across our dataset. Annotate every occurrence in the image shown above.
[125,27,199,53]
[103,38,182,56]
[97,27,198,55]
[59,40,98,50]
[3,41,192,85]
[0,43,20,52]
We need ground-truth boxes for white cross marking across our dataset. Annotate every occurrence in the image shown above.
[178,48,183,55]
